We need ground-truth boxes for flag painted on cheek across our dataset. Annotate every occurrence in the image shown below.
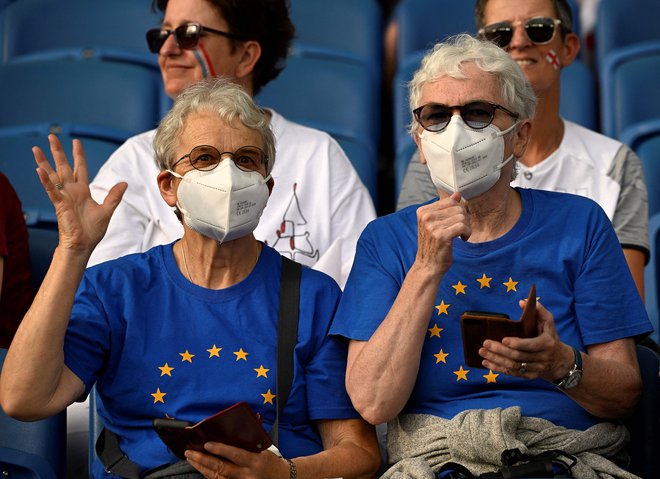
[193,44,217,78]
[546,49,560,70]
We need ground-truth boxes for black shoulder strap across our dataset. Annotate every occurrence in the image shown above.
[97,256,302,476]
[270,256,302,447]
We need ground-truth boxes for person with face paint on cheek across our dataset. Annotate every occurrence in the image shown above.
[331,35,653,477]
[397,0,650,304]
[87,0,376,290]
[0,79,381,479]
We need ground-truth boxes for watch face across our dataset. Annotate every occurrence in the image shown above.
[563,370,583,389]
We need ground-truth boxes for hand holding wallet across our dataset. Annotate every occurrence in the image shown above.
[152,401,273,460]
[460,284,537,368]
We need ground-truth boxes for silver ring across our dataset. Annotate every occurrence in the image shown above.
[518,362,527,374]
[55,182,64,190]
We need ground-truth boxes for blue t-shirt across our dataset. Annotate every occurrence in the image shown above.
[64,243,356,476]
[331,188,653,430]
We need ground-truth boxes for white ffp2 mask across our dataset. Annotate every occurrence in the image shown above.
[419,115,517,199]
[168,160,270,243]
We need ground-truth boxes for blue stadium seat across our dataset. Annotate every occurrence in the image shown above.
[392,52,598,195]
[645,214,660,345]
[0,125,121,226]
[393,0,475,71]
[256,55,380,204]
[0,57,164,137]
[27,227,58,292]
[0,0,161,64]
[620,121,660,219]
[0,348,67,479]
[600,41,660,139]
[289,0,383,81]
[594,0,660,71]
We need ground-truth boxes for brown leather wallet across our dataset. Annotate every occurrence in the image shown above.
[460,284,537,368]
[153,401,272,460]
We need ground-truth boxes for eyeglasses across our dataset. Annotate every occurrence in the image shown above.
[173,145,269,173]
[413,101,519,132]
[478,17,563,49]
[146,22,246,54]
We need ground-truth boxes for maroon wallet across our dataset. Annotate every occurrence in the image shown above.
[460,284,537,368]
[152,401,273,460]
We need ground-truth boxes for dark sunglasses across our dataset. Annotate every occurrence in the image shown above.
[173,145,269,173]
[413,101,519,132]
[478,17,563,49]
[146,22,246,54]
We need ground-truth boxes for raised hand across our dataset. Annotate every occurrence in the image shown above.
[32,134,127,254]
[415,191,471,276]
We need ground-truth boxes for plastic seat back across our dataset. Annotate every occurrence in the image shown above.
[0,125,121,226]
[645,214,660,345]
[0,348,67,479]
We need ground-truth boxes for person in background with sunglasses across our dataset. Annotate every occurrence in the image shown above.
[397,0,649,302]
[331,34,652,477]
[87,0,376,289]
[0,78,381,479]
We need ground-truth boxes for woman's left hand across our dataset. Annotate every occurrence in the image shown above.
[478,300,574,381]
[185,443,289,479]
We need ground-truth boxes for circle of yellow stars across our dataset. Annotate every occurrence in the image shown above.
[150,344,277,410]
[426,275,524,384]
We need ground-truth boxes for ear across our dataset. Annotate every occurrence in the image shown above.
[559,32,580,68]
[157,170,178,207]
[234,40,261,81]
[512,119,532,158]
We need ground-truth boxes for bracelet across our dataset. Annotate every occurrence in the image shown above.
[284,458,297,479]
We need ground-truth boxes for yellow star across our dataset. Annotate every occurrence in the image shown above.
[452,281,467,295]
[254,365,270,378]
[151,388,166,404]
[483,370,499,383]
[158,363,174,377]
[435,300,450,315]
[234,348,248,361]
[477,274,492,289]
[428,324,443,338]
[503,277,519,292]
[433,349,449,364]
[179,350,195,363]
[261,389,276,405]
[207,345,222,358]
[453,365,470,381]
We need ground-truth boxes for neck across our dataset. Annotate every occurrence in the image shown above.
[520,91,564,167]
[463,184,521,243]
[176,232,261,290]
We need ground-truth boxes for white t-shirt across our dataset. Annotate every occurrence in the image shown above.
[88,109,376,287]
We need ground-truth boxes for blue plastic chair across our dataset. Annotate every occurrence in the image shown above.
[0,124,121,226]
[256,55,380,204]
[0,57,164,137]
[645,213,660,345]
[594,0,660,72]
[600,41,660,139]
[619,124,660,219]
[289,0,383,82]
[0,0,161,64]
[27,227,59,292]
[0,348,67,479]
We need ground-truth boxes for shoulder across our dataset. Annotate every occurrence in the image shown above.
[85,244,166,281]
[561,121,627,166]
[521,188,609,225]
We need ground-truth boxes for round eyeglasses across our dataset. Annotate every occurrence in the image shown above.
[478,17,563,49]
[173,145,269,173]
[413,101,519,132]
[146,22,247,54]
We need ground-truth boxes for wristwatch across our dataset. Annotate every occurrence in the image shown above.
[553,346,583,389]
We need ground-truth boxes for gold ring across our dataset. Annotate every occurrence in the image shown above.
[518,362,527,374]
[55,183,64,190]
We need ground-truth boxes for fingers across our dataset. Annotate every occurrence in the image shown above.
[103,182,128,214]
[185,449,228,479]
[72,138,90,184]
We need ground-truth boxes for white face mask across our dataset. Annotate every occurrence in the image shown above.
[419,115,518,200]
[168,160,270,243]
